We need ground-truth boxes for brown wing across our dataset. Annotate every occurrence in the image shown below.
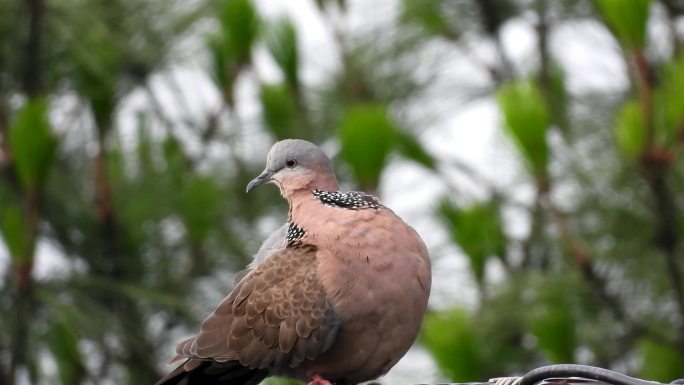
[175,246,340,371]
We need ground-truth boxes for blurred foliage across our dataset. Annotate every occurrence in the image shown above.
[497,80,550,184]
[8,98,56,191]
[637,339,684,380]
[400,0,458,39]
[2,0,684,385]
[439,198,506,285]
[265,18,300,91]
[615,100,645,159]
[261,83,298,139]
[338,104,397,191]
[656,56,684,147]
[595,0,651,50]
[0,203,25,262]
[423,307,485,381]
[208,0,259,105]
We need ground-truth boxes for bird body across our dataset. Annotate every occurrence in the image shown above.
[283,192,430,384]
[156,139,431,385]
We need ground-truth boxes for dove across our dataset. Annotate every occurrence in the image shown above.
[156,139,431,385]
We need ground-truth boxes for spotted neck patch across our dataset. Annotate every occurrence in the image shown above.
[286,221,306,247]
[312,189,381,210]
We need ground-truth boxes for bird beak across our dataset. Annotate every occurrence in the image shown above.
[246,169,275,193]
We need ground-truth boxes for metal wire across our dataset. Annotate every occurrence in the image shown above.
[486,363,684,385]
[489,377,522,385]
[510,365,660,385]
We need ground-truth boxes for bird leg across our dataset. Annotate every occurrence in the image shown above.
[307,374,333,385]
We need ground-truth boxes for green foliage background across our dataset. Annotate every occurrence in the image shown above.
[1,0,684,384]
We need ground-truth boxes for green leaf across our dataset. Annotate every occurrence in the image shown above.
[528,300,576,362]
[614,100,645,159]
[656,55,684,148]
[260,83,297,139]
[70,24,120,129]
[265,18,299,90]
[438,199,506,284]
[400,0,456,39]
[423,308,485,381]
[208,0,259,105]
[497,80,550,182]
[179,175,222,242]
[595,0,651,50]
[8,98,57,190]
[338,104,397,190]
[219,0,259,64]
[636,339,684,382]
[162,137,188,186]
[206,33,236,100]
[524,276,577,363]
[0,202,26,261]
[45,320,84,385]
[395,130,436,169]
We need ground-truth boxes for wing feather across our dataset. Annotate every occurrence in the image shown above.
[174,246,340,370]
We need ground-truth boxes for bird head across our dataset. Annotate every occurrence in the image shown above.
[246,139,339,198]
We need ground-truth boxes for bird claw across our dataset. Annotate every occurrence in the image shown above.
[308,374,333,385]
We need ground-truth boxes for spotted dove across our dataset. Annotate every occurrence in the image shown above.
[155,139,431,385]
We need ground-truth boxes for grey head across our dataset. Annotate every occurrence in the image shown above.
[246,139,339,196]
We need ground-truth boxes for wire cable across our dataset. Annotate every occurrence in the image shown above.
[516,365,659,385]
[489,364,684,385]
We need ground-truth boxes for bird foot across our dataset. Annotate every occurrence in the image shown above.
[307,374,333,385]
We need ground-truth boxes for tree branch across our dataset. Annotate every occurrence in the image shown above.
[632,48,684,343]
[540,193,627,320]
[7,0,46,383]
[540,191,682,349]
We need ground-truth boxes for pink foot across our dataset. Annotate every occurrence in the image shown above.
[307,374,333,385]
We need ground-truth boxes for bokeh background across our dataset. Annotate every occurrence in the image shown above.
[2,0,684,384]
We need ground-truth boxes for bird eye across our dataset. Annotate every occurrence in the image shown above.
[285,158,298,168]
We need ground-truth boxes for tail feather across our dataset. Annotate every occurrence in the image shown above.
[155,360,269,385]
